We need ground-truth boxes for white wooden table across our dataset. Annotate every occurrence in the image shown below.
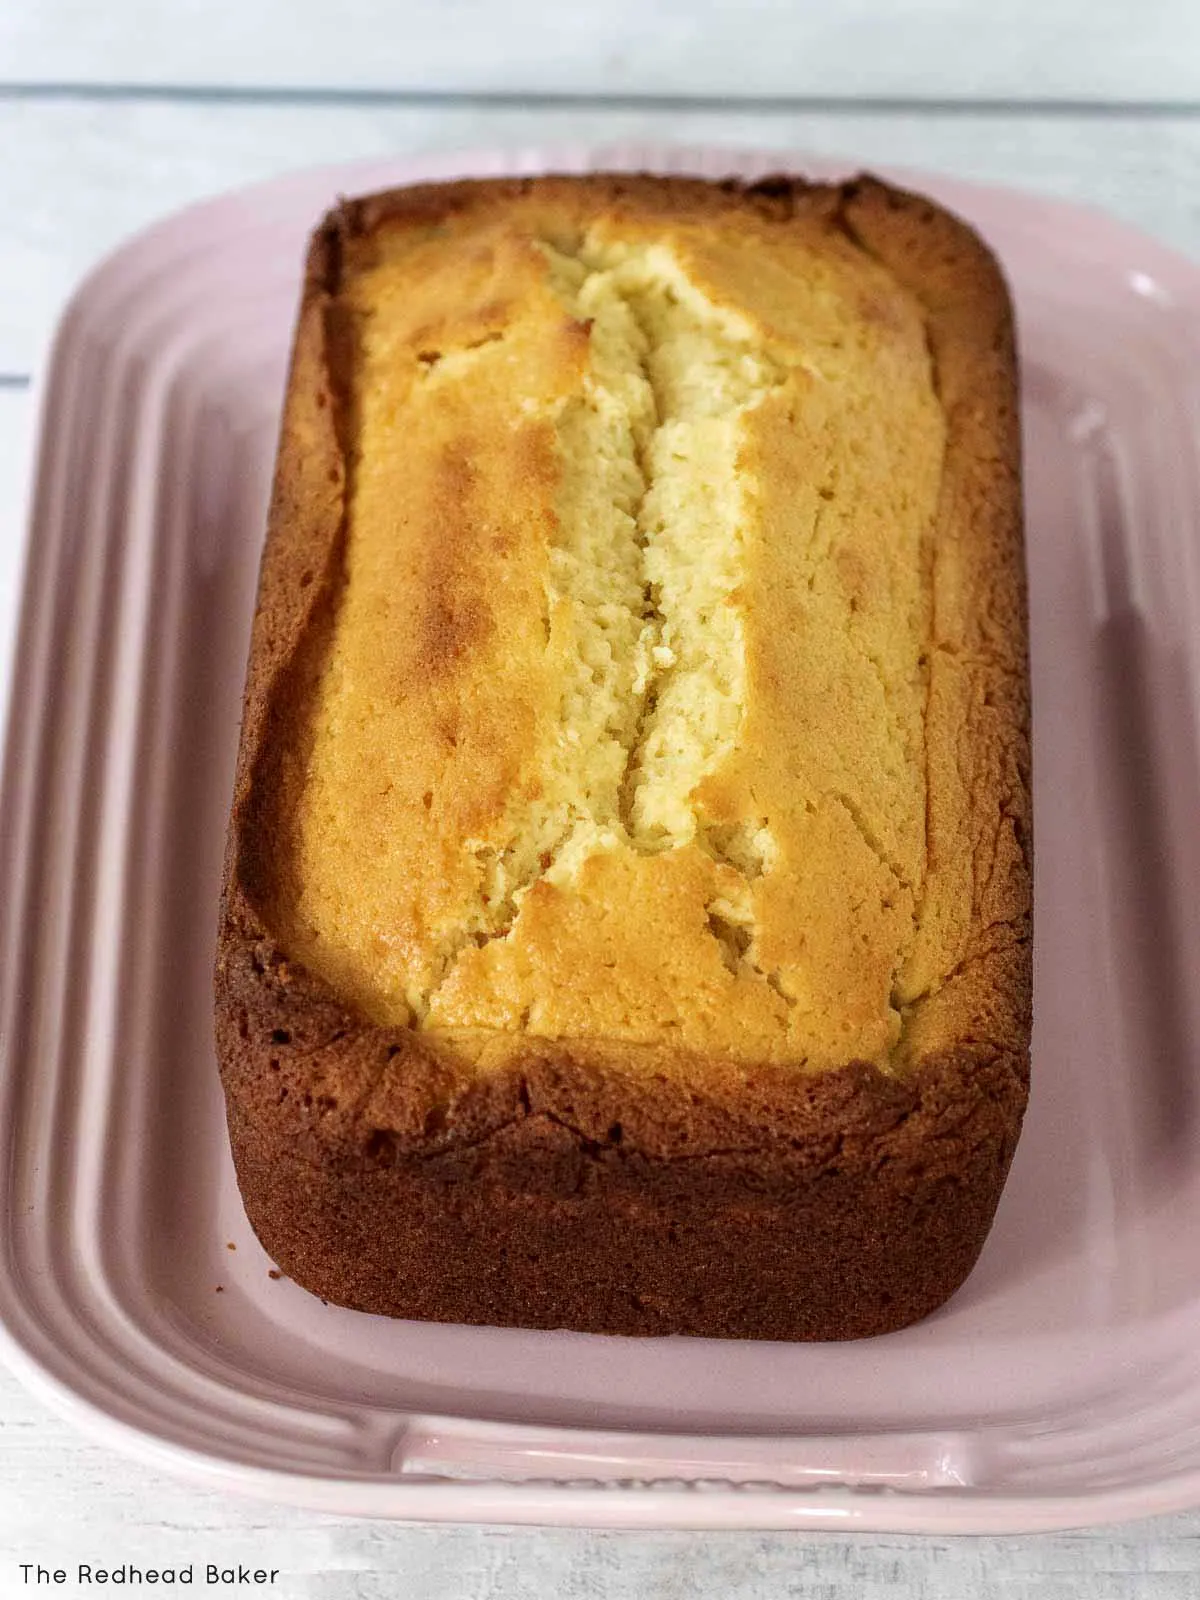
[3,3,1200,1593]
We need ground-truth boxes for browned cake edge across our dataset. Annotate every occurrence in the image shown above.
[214,172,1032,1341]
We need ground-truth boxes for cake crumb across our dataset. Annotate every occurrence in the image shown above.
[268,1269,283,1280]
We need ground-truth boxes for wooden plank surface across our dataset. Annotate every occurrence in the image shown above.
[3,0,1200,101]
[2,100,1199,375]
[0,385,31,739]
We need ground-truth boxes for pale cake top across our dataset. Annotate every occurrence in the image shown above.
[268,179,1025,1073]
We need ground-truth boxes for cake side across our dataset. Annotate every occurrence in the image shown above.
[215,173,1030,1339]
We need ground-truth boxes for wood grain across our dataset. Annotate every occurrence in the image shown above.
[0,387,32,730]
[2,0,1200,101]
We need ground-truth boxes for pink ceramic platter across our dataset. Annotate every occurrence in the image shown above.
[2,146,1200,1531]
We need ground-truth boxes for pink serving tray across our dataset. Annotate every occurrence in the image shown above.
[2,146,1200,1532]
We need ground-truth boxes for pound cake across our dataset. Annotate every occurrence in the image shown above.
[215,172,1031,1341]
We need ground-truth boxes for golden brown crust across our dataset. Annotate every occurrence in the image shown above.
[215,173,1031,1340]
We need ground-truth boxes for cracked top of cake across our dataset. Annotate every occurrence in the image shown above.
[249,174,1029,1074]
